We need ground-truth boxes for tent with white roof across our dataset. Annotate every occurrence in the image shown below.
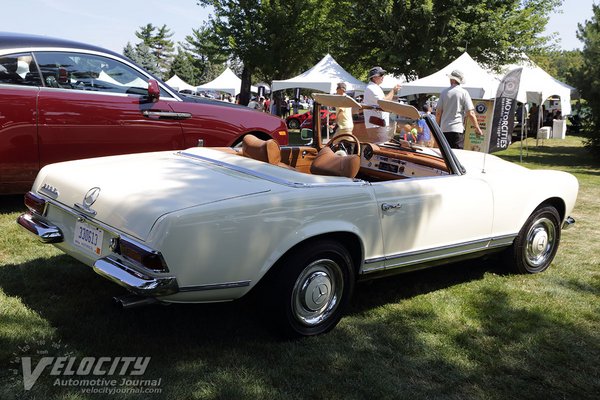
[399,52,499,99]
[271,54,366,93]
[501,55,574,115]
[165,74,197,92]
[196,67,257,96]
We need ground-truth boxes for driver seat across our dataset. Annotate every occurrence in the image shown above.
[310,147,360,178]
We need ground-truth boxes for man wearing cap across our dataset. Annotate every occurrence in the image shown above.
[335,82,354,135]
[363,66,401,143]
[436,69,483,149]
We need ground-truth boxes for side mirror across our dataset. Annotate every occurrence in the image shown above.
[147,79,160,103]
[300,128,313,141]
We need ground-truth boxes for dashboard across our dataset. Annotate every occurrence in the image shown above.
[359,143,450,180]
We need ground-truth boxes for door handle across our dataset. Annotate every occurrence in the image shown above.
[381,202,403,211]
[142,110,192,120]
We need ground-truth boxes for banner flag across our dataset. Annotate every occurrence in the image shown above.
[487,67,523,153]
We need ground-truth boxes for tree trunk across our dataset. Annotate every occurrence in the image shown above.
[239,66,252,106]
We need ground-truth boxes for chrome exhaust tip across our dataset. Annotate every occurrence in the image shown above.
[113,294,158,309]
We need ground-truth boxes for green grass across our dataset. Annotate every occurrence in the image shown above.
[1,135,599,400]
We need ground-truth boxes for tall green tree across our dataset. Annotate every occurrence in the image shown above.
[182,25,229,84]
[135,23,176,79]
[197,0,335,105]
[123,42,160,76]
[334,0,562,79]
[575,4,600,156]
[169,48,200,85]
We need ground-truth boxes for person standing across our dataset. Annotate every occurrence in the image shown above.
[435,69,483,149]
[335,82,354,135]
[363,66,401,143]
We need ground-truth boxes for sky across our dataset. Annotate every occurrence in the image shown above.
[1,0,597,54]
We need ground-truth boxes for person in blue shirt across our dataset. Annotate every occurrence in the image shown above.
[417,105,432,146]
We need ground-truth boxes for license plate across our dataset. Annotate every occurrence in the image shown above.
[73,220,104,256]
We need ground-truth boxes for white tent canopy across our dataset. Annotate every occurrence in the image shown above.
[271,54,366,93]
[196,67,257,96]
[399,52,499,99]
[500,55,574,115]
[165,74,197,92]
[381,74,408,91]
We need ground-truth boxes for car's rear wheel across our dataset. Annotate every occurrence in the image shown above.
[287,118,300,129]
[503,205,561,274]
[266,240,355,337]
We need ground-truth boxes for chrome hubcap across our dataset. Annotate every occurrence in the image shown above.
[292,259,343,326]
[525,217,556,267]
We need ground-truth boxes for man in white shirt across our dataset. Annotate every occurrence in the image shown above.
[435,69,483,149]
[363,66,401,143]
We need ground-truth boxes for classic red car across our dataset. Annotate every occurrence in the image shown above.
[0,32,288,194]
[286,108,333,129]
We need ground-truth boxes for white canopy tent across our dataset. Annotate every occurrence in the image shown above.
[399,52,499,99]
[271,54,366,93]
[165,74,197,92]
[380,74,407,91]
[501,55,574,116]
[196,67,257,96]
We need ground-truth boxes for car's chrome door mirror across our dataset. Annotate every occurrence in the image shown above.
[147,79,160,103]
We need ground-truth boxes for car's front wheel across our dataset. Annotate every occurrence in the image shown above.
[266,240,355,337]
[503,205,561,274]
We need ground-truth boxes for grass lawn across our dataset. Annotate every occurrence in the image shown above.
[1,135,598,399]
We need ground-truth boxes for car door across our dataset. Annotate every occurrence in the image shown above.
[372,173,494,270]
[33,51,185,167]
[0,53,41,193]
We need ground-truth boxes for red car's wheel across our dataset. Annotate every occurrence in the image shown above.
[287,118,301,129]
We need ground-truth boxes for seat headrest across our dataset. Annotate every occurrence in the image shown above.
[0,57,18,73]
[241,134,281,165]
[310,147,360,178]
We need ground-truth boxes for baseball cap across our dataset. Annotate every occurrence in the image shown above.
[336,82,347,90]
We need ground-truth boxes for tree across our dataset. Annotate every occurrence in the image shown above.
[182,25,229,84]
[333,0,562,79]
[575,4,600,157]
[135,23,175,79]
[122,42,160,76]
[197,0,336,105]
[169,48,200,85]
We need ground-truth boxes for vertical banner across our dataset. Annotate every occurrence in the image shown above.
[294,87,301,100]
[487,67,523,153]
[258,86,265,98]
[465,99,494,152]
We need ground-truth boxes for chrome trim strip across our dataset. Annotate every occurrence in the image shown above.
[179,280,251,292]
[17,212,64,243]
[178,151,370,188]
[93,257,178,296]
[362,234,517,274]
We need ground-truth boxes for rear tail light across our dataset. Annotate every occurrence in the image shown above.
[24,192,47,215]
[112,237,169,273]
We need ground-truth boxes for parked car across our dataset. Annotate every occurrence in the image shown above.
[286,108,332,129]
[17,94,578,338]
[0,32,288,194]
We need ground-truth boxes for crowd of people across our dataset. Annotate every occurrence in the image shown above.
[230,66,564,151]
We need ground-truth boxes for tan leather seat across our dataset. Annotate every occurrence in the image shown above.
[241,134,294,169]
[310,147,360,178]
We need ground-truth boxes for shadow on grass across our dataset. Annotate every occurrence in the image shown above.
[0,194,26,215]
[2,253,598,399]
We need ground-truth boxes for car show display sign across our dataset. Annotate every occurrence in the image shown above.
[464,99,494,152]
[487,67,523,153]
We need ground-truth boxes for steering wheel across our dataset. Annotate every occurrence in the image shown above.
[327,133,361,156]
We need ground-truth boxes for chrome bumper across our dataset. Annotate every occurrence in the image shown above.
[17,212,64,243]
[93,257,179,296]
[562,216,575,230]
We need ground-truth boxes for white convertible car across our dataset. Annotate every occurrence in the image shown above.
[18,94,578,337]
